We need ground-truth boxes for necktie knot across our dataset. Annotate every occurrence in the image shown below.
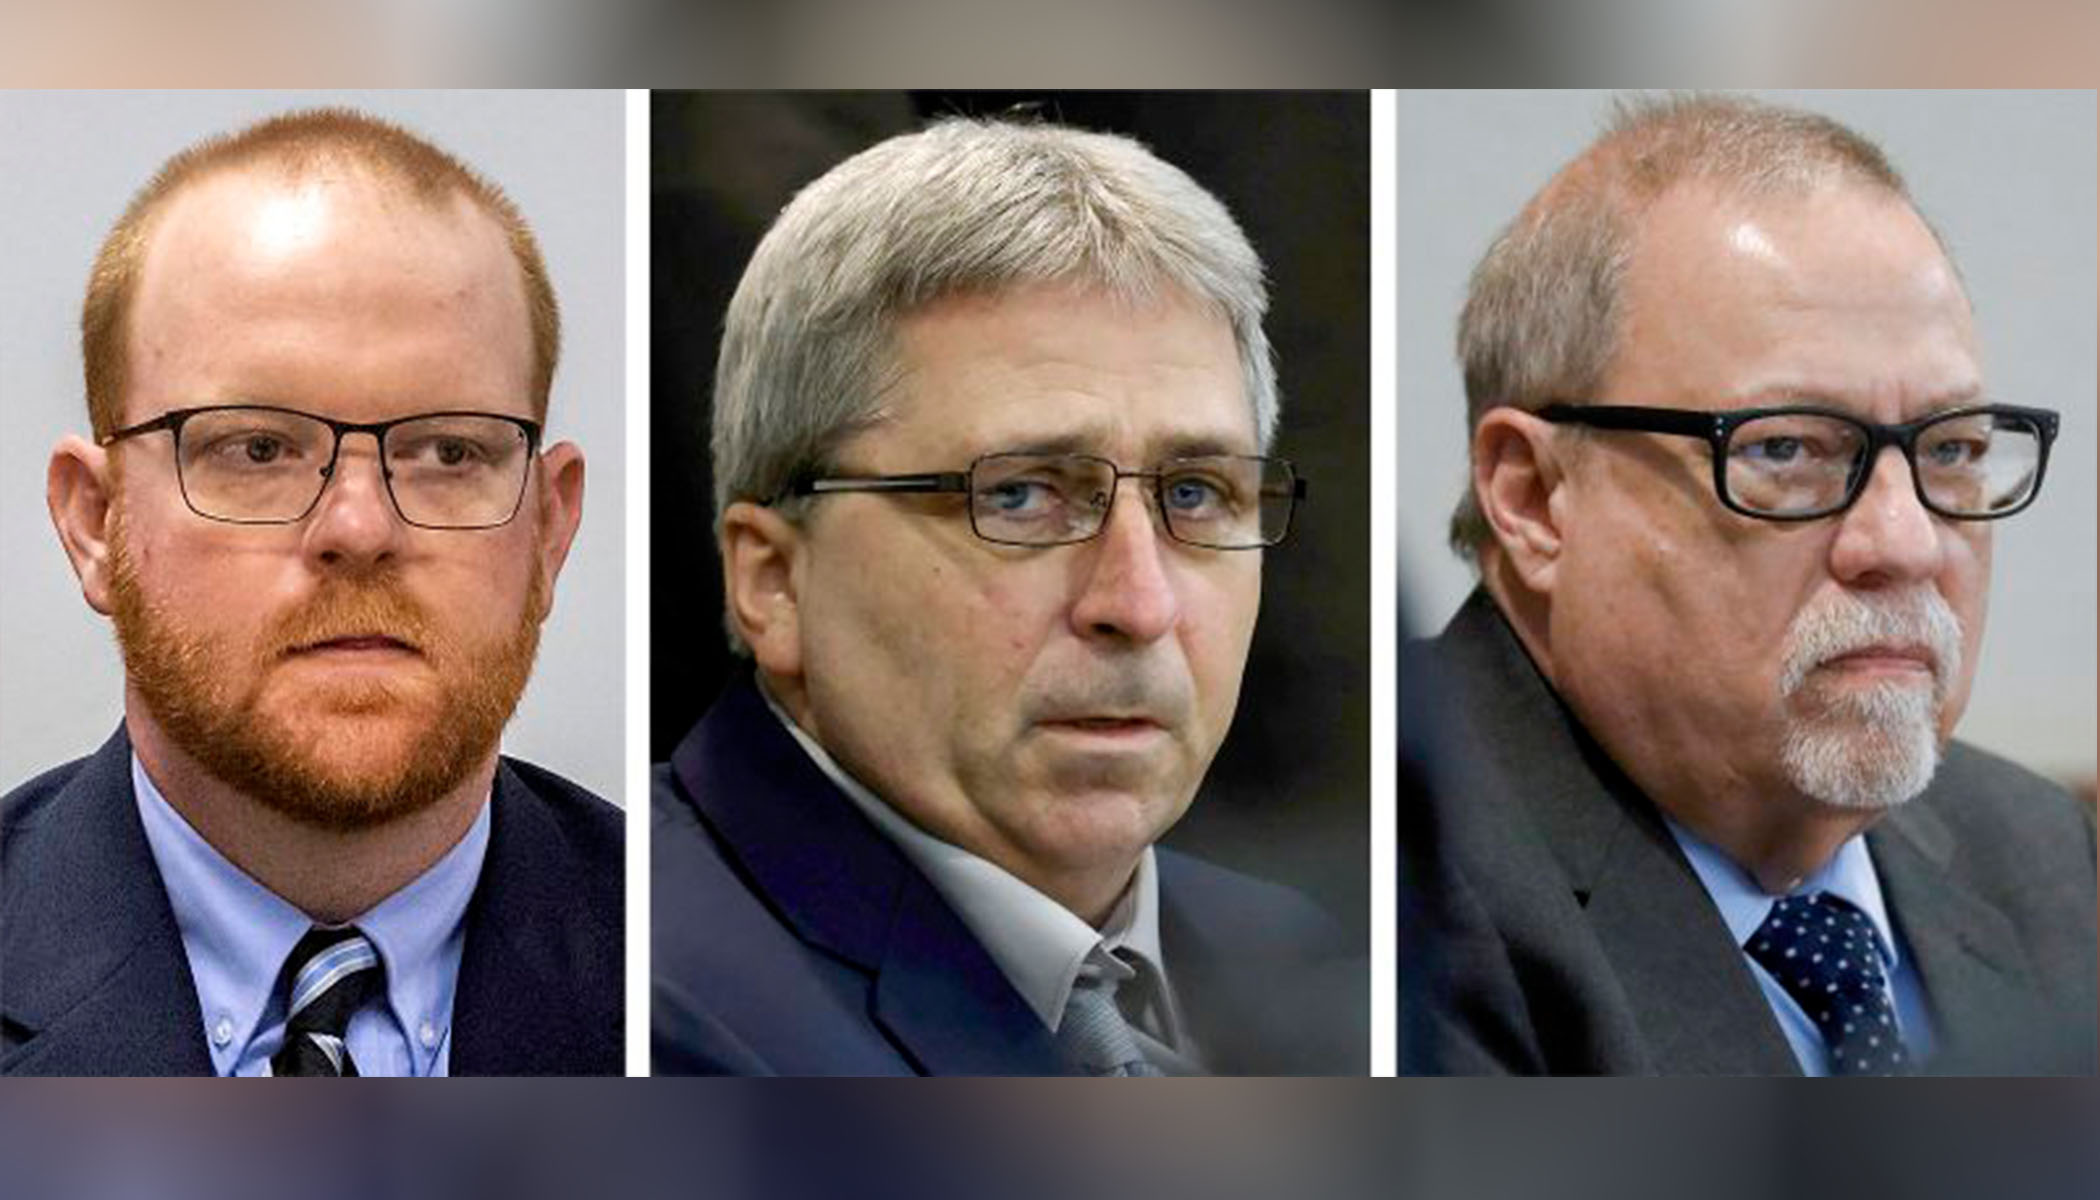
[271,925,384,1077]
[1746,891,1910,1076]
[1056,949,1164,1077]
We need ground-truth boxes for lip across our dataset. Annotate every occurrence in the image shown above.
[286,635,420,658]
[1819,644,1935,676]
[1036,716,1167,739]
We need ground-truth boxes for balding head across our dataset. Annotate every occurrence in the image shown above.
[82,108,559,439]
[1451,94,1934,560]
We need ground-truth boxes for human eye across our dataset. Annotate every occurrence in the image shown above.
[390,421,517,474]
[1921,424,1991,468]
[193,421,313,470]
[1730,417,1854,472]
[1161,468,1237,518]
[979,473,1065,517]
[1737,435,1804,464]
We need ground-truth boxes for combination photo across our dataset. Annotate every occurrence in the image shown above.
[0,88,2093,1078]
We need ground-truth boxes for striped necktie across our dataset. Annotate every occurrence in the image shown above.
[1057,949,1165,1077]
[271,926,385,1077]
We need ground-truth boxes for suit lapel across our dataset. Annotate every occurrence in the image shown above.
[1869,804,2041,1073]
[3,729,213,1076]
[449,763,619,1076]
[1567,800,1801,1076]
[673,676,1066,1076]
[1448,593,1799,1075]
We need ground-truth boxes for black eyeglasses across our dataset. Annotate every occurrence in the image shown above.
[1539,403,2059,521]
[100,405,543,529]
[782,452,1307,549]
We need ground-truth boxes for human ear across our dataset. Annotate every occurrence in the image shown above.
[720,500,804,681]
[48,436,119,616]
[529,440,587,620]
[1472,407,1569,594]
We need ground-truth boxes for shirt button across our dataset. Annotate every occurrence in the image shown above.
[419,1021,439,1049]
[212,1015,234,1047]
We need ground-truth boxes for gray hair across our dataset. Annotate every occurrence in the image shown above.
[1450,93,1918,559]
[713,117,1276,589]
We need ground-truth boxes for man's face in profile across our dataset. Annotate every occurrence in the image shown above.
[95,168,570,829]
[1545,181,1990,815]
[788,281,1263,911]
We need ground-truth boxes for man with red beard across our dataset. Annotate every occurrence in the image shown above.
[1402,95,2096,1075]
[2,109,621,1076]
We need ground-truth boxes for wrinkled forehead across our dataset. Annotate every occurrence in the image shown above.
[870,283,1259,463]
[1611,183,1980,417]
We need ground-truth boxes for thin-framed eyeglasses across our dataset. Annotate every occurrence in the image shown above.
[1537,402,2059,521]
[99,404,544,529]
[781,452,1308,549]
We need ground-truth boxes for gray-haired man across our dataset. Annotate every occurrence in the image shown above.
[1404,94,2095,1076]
[652,117,1361,1076]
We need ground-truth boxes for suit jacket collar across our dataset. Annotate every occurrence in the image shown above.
[1441,591,1800,1074]
[447,761,615,1076]
[670,674,1067,1075]
[1868,801,2044,1073]
[1443,588,2044,1074]
[2,728,212,1075]
[5,730,614,1077]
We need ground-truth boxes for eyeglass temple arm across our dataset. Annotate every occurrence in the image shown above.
[1538,404,1721,439]
[786,472,970,499]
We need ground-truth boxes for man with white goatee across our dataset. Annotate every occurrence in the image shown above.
[1402,94,2096,1076]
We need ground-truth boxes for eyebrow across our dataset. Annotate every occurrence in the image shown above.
[1725,382,1986,414]
[991,430,1259,460]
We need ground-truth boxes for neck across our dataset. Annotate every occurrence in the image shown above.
[1482,560,1878,894]
[760,667,1137,928]
[125,703,492,924]
[1665,793,1878,894]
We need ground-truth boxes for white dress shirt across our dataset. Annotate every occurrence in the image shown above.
[761,686,1202,1073]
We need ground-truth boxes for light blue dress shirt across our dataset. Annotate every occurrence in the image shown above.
[1667,818,1935,1075]
[132,755,491,1077]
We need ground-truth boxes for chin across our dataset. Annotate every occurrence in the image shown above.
[1779,696,1943,813]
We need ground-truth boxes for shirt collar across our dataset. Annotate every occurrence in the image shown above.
[758,683,1173,1036]
[131,753,491,1075]
[1666,816,1902,972]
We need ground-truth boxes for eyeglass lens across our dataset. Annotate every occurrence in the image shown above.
[174,409,534,527]
[1723,411,2045,517]
[967,453,1296,548]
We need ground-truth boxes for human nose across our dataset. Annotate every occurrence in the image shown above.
[302,434,404,570]
[1068,478,1182,643]
[1827,446,1946,587]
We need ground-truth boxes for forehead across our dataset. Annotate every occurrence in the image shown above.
[877,283,1256,461]
[1612,182,1980,416]
[124,168,532,418]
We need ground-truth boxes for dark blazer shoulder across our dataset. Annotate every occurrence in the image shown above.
[1158,846,1367,1075]
[449,756,626,1077]
[2,730,211,1076]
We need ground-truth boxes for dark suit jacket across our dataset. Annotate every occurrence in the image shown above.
[1402,589,2099,1076]
[653,674,1365,1075]
[1,728,624,1076]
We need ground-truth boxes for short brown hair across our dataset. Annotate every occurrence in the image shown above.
[81,107,559,439]
[1450,93,1918,558]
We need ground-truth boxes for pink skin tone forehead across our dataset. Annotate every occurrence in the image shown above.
[126,170,535,429]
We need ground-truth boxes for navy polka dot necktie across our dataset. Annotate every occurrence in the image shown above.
[1746,891,1911,1076]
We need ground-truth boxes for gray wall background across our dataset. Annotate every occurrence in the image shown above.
[0,89,626,804]
[1397,89,2098,786]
